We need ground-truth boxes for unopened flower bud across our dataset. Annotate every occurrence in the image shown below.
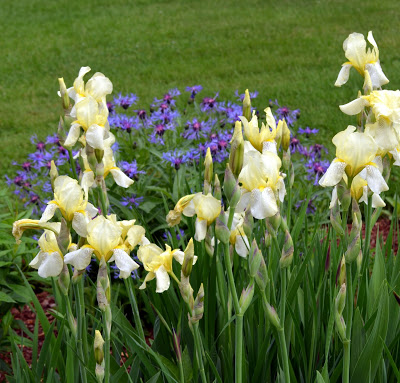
[330,198,344,237]
[363,71,372,95]
[86,144,98,173]
[205,228,214,256]
[282,149,291,171]
[336,256,346,286]
[280,230,294,268]
[57,117,67,146]
[204,147,213,193]
[356,250,363,275]
[239,283,254,313]
[248,239,262,278]
[281,119,291,152]
[224,165,241,208]
[50,161,59,190]
[95,149,104,163]
[58,77,70,110]
[182,238,195,277]
[229,121,244,177]
[191,284,204,324]
[337,180,351,212]
[335,313,347,343]
[243,209,253,239]
[345,213,361,264]
[265,302,281,329]
[214,174,221,200]
[94,330,105,365]
[335,283,346,315]
[255,257,268,291]
[179,274,194,309]
[242,89,251,122]
[265,212,281,234]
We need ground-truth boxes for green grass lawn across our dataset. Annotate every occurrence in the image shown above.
[1,0,400,175]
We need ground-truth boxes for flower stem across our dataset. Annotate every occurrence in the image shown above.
[193,322,207,383]
[124,278,146,343]
[278,327,290,383]
[343,340,350,383]
[67,148,78,180]
[235,314,244,383]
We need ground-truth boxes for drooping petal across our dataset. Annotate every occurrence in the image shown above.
[235,234,250,258]
[366,62,389,89]
[86,202,99,219]
[372,193,386,207]
[194,218,207,242]
[63,123,82,148]
[39,203,58,223]
[250,188,278,220]
[30,251,45,269]
[64,247,93,270]
[155,265,170,293]
[86,124,106,150]
[319,160,347,187]
[236,191,251,213]
[329,186,339,209]
[109,168,134,188]
[37,252,64,278]
[139,272,155,290]
[72,212,89,237]
[364,164,388,194]
[182,200,196,217]
[335,64,353,87]
[113,248,139,279]
[81,171,95,193]
[339,98,369,115]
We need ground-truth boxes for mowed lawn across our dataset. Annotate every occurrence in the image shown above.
[1,0,400,175]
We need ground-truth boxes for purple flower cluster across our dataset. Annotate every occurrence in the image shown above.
[119,160,145,180]
[182,118,215,140]
[5,134,75,215]
[270,99,300,127]
[121,193,144,208]
[185,85,203,100]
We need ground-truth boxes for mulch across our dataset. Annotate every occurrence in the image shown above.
[0,218,397,381]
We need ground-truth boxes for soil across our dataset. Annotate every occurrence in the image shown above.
[0,218,397,381]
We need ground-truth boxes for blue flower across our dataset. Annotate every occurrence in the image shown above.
[185,85,203,100]
[113,93,139,109]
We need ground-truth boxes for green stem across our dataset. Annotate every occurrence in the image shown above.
[235,314,244,383]
[178,354,185,383]
[76,278,88,362]
[343,340,350,383]
[224,243,240,314]
[98,186,108,216]
[193,323,207,383]
[278,327,290,383]
[124,278,146,343]
[103,310,111,383]
[67,148,78,180]
[345,264,353,340]
[279,268,287,328]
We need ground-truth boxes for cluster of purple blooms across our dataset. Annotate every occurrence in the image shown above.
[5,134,73,214]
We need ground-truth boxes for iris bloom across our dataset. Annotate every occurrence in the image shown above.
[319,126,388,194]
[40,176,98,237]
[80,135,134,191]
[138,239,197,293]
[240,108,284,153]
[180,193,221,241]
[29,223,67,278]
[64,95,110,149]
[64,215,139,278]
[237,143,285,220]
[335,31,389,89]
[340,90,400,157]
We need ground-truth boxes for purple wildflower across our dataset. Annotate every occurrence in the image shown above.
[182,118,215,140]
[298,126,319,135]
[163,228,185,242]
[113,93,138,109]
[121,194,144,209]
[201,93,219,112]
[290,137,302,154]
[119,160,145,179]
[306,159,330,185]
[309,144,328,159]
[30,135,46,152]
[185,85,203,100]
[235,90,259,102]
[295,198,317,214]
[162,150,188,170]
[107,102,115,114]
[270,100,300,127]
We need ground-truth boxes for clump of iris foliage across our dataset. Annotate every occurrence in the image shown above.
[2,30,400,383]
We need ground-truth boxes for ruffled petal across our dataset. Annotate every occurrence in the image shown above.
[64,247,93,270]
[182,200,196,217]
[194,218,207,242]
[113,248,139,279]
[37,252,64,278]
[319,160,347,187]
[236,190,251,213]
[81,171,95,193]
[85,202,99,219]
[335,64,352,87]
[30,251,45,269]
[109,168,134,188]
